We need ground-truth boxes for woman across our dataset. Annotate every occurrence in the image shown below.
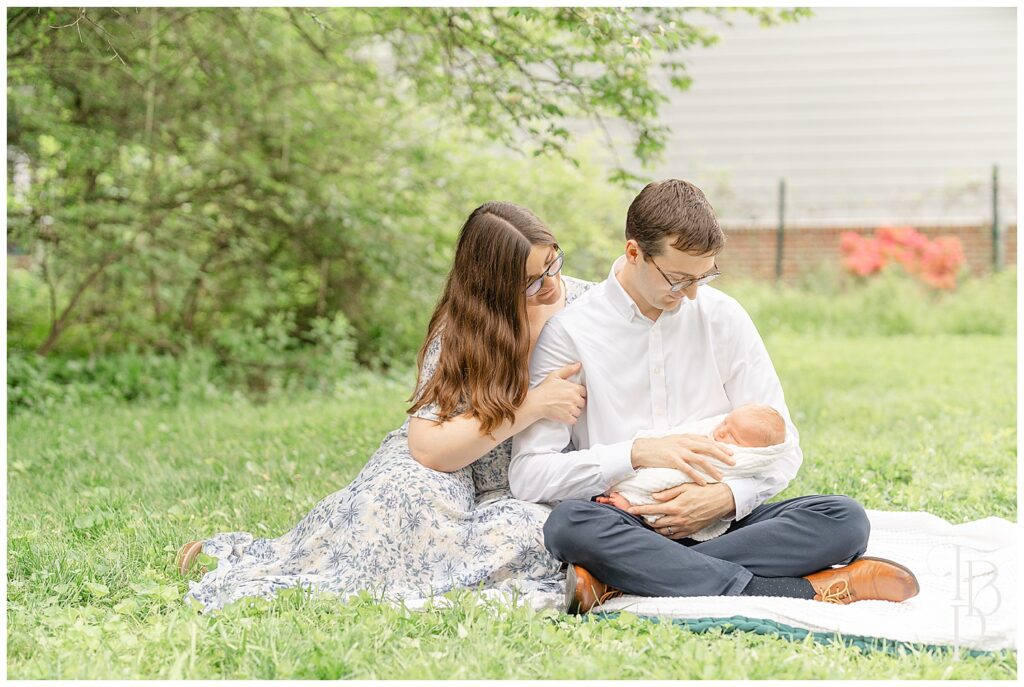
[179,202,593,612]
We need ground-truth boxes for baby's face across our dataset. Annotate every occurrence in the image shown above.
[712,409,775,447]
[712,416,747,446]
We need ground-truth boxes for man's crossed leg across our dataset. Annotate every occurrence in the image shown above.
[544,494,919,611]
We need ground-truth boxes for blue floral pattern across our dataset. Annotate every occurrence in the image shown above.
[184,276,593,612]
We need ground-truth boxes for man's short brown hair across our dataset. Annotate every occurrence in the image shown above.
[625,179,726,257]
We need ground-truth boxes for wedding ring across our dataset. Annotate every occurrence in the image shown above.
[667,527,674,534]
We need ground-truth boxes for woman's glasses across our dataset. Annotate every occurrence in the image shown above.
[524,249,565,296]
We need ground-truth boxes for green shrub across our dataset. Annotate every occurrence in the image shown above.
[7,311,360,414]
[7,350,63,412]
[6,262,52,352]
[718,266,1016,337]
[9,262,1013,415]
[7,347,223,413]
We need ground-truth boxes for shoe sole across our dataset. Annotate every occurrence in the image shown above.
[176,541,203,577]
[563,564,580,614]
[857,555,921,597]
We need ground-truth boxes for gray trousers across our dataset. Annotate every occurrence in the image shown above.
[543,494,871,597]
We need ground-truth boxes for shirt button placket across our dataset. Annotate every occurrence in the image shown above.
[650,321,667,428]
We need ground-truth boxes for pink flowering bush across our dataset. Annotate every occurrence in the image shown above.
[839,226,966,290]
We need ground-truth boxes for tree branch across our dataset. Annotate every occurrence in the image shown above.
[36,237,138,356]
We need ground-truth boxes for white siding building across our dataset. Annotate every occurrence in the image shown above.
[634,7,1016,226]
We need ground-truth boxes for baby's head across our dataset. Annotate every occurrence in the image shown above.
[712,404,786,447]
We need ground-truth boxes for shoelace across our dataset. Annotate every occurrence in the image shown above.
[816,578,853,603]
[582,582,622,612]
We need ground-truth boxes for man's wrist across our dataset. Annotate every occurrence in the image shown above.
[629,437,648,468]
[718,482,737,519]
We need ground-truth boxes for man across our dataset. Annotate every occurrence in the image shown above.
[510,180,919,613]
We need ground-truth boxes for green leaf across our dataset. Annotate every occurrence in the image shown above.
[84,581,109,598]
[195,552,218,571]
[38,134,61,156]
[113,598,139,614]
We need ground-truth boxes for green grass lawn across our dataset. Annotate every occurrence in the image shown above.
[7,333,1017,679]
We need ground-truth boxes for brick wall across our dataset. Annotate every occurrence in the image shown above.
[716,223,1017,281]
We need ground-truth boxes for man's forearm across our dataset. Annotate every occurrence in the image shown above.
[718,481,738,519]
[697,482,737,522]
[508,440,636,503]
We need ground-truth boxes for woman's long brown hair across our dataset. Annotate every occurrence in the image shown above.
[407,202,558,436]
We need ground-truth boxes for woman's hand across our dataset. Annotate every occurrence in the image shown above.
[525,361,586,425]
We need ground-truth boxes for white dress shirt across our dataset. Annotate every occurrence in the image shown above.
[509,255,803,521]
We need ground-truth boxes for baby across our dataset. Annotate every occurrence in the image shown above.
[599,404,792,541]
[705,403,786,448]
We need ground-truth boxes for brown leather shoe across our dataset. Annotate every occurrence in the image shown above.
[565,564,621,614]
[803,556,920,604]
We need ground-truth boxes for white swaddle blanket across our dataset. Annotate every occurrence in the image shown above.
[610,413,799,541]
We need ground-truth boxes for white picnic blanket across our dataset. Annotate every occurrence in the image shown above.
[595,509,1018,651]
[404,509,1018,652]
[616,414,799,540]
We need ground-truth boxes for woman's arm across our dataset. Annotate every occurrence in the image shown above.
[407,406,541,473]
[408,362,584,473]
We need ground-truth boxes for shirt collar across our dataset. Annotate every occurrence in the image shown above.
[604,254,695,323]
[605,254,646,322]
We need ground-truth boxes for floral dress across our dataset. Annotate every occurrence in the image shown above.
[184,276,593,612]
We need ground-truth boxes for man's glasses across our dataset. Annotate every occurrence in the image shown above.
[524,249,565,296]
[648,256,720,292]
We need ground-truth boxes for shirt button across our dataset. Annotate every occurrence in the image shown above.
[654,409,663,416]
[653,367,662,374]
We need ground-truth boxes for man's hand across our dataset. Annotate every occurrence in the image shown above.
[629,434,735,486]
[627,482,736,540]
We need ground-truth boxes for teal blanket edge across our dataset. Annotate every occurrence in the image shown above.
[590,612,1009,657]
